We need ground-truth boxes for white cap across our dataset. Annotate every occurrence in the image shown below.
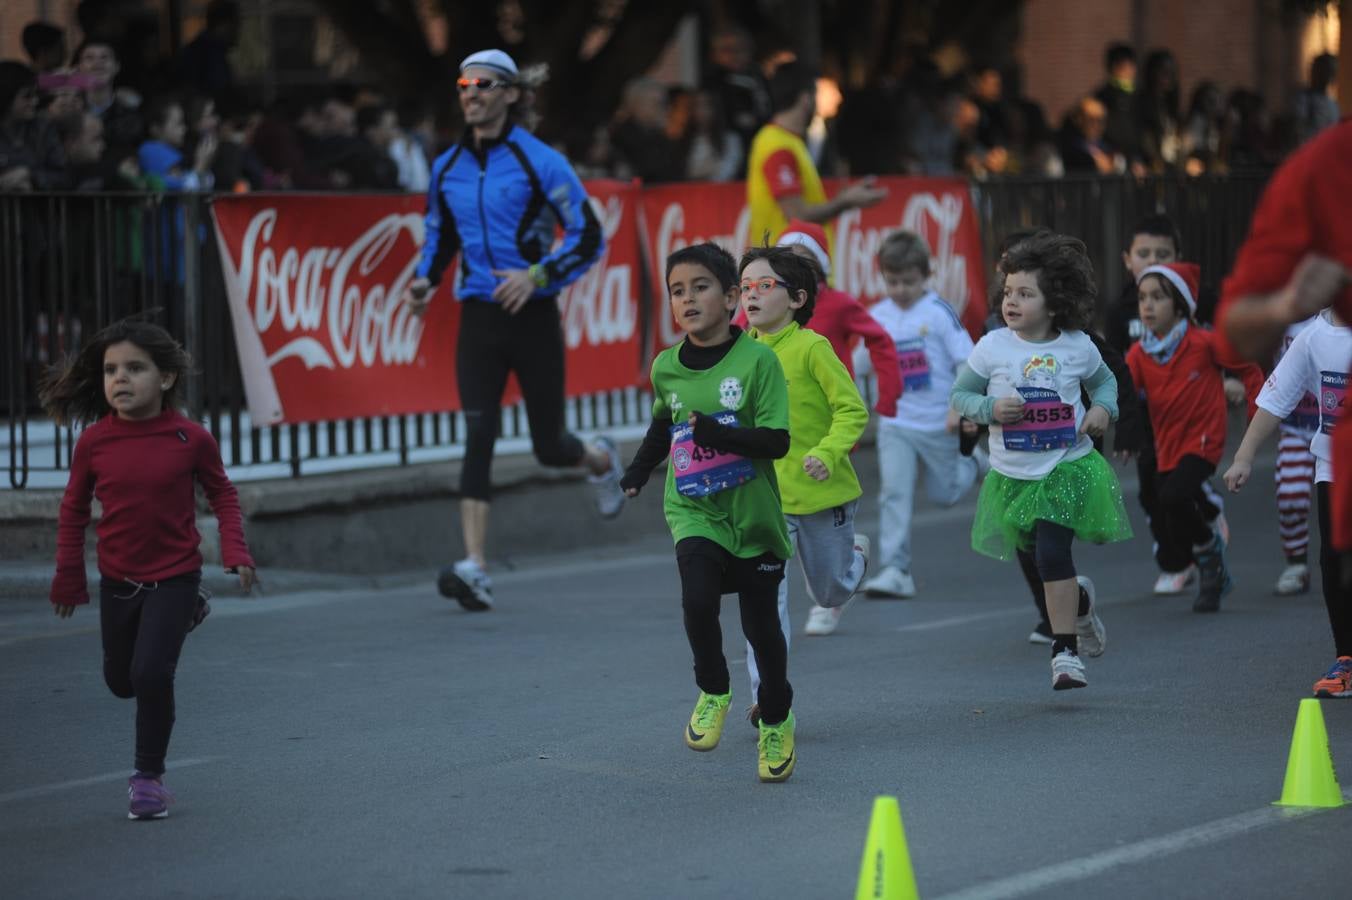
[459,49,519,82]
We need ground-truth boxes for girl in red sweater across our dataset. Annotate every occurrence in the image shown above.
[42,319,257,821]
[1126,263,1262,611]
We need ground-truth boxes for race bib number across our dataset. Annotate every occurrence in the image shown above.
[1002,387,1077,452]
[1285,391,1321,434]
[1320,371,1347,435]
[896,338,931,391]
[670,412,756,497]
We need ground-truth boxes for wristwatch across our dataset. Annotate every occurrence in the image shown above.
[527,263,548,288]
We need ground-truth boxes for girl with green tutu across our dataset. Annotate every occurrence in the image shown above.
[950,232,1133,690]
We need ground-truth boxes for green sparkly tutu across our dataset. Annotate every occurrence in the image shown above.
[971,451,1133,561]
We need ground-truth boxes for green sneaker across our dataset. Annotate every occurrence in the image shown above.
[684,690,731,751]
[757,711,796,782]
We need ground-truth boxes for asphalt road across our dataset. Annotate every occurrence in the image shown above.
[3,456,1351,899]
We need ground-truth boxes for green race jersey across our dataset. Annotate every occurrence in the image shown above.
[650,332,793,560]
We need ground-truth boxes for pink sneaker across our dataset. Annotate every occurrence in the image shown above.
[127,774,173,820]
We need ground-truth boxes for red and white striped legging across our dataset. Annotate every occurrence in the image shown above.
[1276,430,1316,560]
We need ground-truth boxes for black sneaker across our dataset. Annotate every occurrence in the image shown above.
[1193,536,1232,613]
[1028,620,1053,644]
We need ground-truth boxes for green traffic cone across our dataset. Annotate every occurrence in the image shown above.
[1275,698,1346,808]
[855,796,920,900]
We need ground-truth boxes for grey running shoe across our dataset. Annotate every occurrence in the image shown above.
[437,559,494,611]
[588,436,626,519]
[1074,576,1105,657]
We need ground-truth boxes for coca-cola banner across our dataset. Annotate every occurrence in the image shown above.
[212,183,644,425]
[640,177,988,357]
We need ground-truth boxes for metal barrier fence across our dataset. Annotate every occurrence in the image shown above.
[2,175,1269,489]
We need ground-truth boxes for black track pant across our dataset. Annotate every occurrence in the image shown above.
[1154,455,1217,573]
[100,572,199,775]
[675,538,792,725]
[456,299,586,500]
[1316,483,1352,657]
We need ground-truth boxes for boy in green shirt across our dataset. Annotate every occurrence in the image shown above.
[620,243,797,783]
[739,246,871,721]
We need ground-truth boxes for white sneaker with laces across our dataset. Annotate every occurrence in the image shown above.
[1073,576,1105,657]
[803,604,842,636]
[437,558,495,611]
[1274,563,1310,595]
[863,565,916,598]
[1153,567,1194,595]
[1051,648,1087,690]
[588,436,626,519]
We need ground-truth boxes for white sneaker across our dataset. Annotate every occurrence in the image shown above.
[804,604,842,636]
[1073,576,1105,657]
[1153,567,1195,595]
[437,558,494,611]
[588,436,626,520]
[1274,563,1311,596]
[850,533,871,593]
[972,444,992,478]
[1051,648,1087,690]
[863,565,916,598]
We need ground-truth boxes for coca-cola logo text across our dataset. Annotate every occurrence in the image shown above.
[237,208,426,371]
[559,194,638,349]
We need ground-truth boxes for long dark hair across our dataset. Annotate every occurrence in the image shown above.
[39,318,192,426]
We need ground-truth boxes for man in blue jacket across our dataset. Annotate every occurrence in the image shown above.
[405,49,624,612]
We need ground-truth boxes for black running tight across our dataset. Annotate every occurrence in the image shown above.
[100,572,200,775]
[1316,484,1352,657]
[675,538,792,725]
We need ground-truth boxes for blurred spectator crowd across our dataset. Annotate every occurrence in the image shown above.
[1,5,1341,196]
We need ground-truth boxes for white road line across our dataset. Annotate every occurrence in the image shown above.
[897,607,1027,632]
[0,757,219,804]
[932,793,1351,900]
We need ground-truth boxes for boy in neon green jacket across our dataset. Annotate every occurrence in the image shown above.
[739,245,871,717]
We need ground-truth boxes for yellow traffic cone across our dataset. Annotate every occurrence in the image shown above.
[1274,698,1346,808]
[855,795,920,900]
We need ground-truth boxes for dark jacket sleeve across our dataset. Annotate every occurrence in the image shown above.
[620,416,672,494]
[689,411,790,459]
[1090,332,1144,454]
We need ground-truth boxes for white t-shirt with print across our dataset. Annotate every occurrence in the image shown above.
[965,327,1101,480]
[1256,311,1350,481]
[869,291,974,432]
[1274,317,1320,439]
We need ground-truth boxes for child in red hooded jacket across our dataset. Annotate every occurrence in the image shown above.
[1126,262,1263,612]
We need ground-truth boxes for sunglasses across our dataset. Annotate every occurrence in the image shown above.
[456,77,509,93]
[740,277,791,296]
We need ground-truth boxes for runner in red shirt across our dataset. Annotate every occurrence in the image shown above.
[1217,121,1352,548]
[1126,262,1263,612]
[42,319,258,821]
[1216,120,1352,695]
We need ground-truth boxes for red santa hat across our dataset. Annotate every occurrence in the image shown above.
[1138,261,1201,316]
[776,219,831,278]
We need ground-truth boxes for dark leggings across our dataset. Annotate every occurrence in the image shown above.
[1141,449,1220,571]
[1017,520,1077,625]
[675,538,792,725]
[456,299,586,500]
[1316,483,1352,657]
[100,572,200,775]
[1154,455,1218,572]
